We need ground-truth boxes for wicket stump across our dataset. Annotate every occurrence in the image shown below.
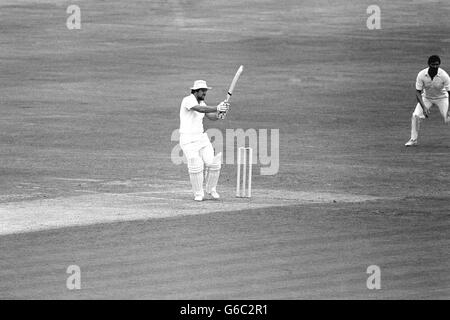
[236,147,252,197]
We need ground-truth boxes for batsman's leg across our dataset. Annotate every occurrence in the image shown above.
[205,153,222,199]
[187,156,204,201]
[201,144,221,199]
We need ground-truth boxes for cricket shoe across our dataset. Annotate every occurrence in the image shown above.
[194,195,204,202]
[207,190,220,200]
[405,139,418,147]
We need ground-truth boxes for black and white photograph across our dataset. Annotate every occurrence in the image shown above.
[0,0,449,304]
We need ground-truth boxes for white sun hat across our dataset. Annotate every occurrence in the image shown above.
[190,80,212,90]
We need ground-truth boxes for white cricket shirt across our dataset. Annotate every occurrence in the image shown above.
[179,94,205,135]
[416,67,450,99]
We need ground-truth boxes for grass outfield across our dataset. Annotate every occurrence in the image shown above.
[0,0,449,299]
[1,200,449,299]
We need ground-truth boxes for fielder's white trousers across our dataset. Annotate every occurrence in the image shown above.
[410,97,449,140]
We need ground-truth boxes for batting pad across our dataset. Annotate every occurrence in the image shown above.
[187,157,204,197]
[205,152,222,171]
[187,156,204,174]
[205,153,222,193]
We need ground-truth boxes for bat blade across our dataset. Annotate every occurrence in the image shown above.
[218,65,243,119]
[225,65,244,102]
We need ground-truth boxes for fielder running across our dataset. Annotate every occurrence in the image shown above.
[405,55,450,146]
[179,80,230,201]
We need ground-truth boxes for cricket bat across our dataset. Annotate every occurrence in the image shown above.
[218,65,243,119]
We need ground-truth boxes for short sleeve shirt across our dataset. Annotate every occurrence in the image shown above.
[416,68,450,99]
[179,94,205,134]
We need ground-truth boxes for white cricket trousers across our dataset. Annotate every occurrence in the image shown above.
[180,133,214,165]
[410,97,449,140]
[180,133,216,197]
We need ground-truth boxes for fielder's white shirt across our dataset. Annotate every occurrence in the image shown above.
[179,94,205,143]
[416,68,450,99]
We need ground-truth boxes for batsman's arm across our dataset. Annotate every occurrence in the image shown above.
[191,102,228,114]
[205,112,219,121]
[191,105,220,113]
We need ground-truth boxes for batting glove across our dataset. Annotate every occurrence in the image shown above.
[217,101,230,112]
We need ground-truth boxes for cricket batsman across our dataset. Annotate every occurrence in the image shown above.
[179,80,230,201]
